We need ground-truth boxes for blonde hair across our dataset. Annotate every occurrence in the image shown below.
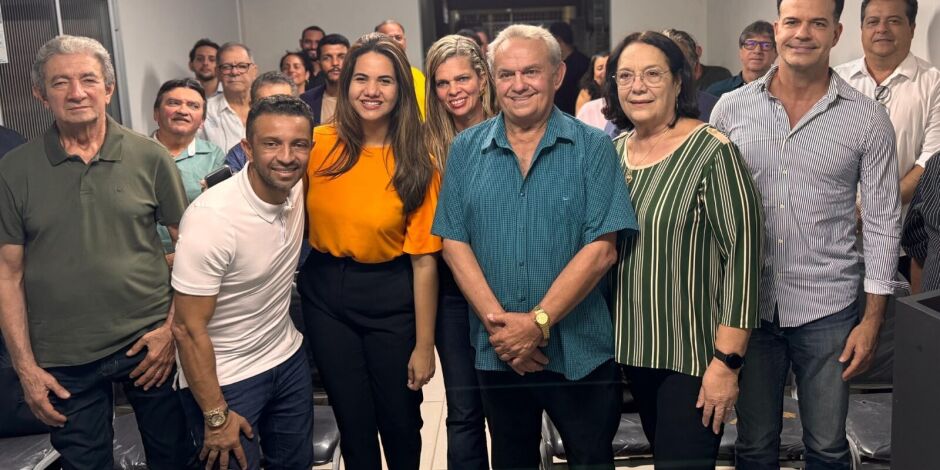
[424,35,497,171]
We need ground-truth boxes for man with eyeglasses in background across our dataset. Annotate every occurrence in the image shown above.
[707,21,778,98]
[836,0,940,284]
[200,42,257,154]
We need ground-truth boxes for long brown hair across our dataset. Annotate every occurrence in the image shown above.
[424,34,497,171]
[317,33,433,214]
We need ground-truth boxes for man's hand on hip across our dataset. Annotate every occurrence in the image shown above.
[127,324,176,390]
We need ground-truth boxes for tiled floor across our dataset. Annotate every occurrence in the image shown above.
[313,353,799,470]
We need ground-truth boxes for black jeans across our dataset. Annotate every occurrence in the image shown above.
[46,341,196,470]
[625,366,722,470]
[435,267,488,469]
[477,359,622,470]
[299,250,423,470]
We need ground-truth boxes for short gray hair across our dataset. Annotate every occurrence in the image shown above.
[31,35,115,96]
[250,71,296,103]
[218,42,254,62]
[487,24,562,69]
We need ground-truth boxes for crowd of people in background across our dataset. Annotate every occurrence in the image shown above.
[0,0,938,469]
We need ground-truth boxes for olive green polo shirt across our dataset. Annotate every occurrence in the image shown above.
[0,117,188,367]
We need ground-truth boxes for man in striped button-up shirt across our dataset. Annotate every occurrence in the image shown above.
[711,0,903,468]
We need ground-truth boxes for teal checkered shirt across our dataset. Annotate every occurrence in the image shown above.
[432,107,638,380]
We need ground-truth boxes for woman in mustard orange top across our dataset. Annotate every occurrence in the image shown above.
[298,33,439,470]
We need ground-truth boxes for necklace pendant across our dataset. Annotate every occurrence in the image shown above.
[626,169,634,184]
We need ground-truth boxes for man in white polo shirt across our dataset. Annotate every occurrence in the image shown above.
[171,95,314,470]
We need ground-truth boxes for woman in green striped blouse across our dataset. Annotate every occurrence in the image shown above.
[604,31,764,469]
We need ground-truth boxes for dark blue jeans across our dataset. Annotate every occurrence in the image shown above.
[435,283,489,470]
[45,341,196,470]
[735,302,858,470]
[180,347,314,470]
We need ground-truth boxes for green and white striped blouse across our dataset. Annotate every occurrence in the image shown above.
[613,124,764,377]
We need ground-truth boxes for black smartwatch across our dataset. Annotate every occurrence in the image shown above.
[713,350,745,370]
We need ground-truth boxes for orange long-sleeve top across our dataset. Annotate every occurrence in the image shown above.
[305,124,442,263]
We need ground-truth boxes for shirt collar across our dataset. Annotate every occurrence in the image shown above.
[480,106,575,153]
[892,52,918,80]
[236,163,294,223]
[757,64,856,103]
[45,115,123,166]
[151,131,200,161]
[849,52,917,82]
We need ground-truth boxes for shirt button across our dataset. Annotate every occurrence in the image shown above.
[781,169,788,175]
[518,261,525,267]
[519,192,525,197]
[777,239,784,244]
[520,296,526,302]
[779,204,785,209]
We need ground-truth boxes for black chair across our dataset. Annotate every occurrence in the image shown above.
[539,396,813,469]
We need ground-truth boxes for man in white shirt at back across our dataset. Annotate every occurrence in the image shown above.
[200,42,258,154]
[835,0,940,280]
[172,95,314,470]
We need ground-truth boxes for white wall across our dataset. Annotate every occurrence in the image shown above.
[611,0,940,75]
[239,0,423,76]
[111,0,240,133]
[703,0,940,74]
[610,0,712,62]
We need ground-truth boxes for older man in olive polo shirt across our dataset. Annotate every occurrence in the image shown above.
[0,35,195,470]
[432,24,638,469]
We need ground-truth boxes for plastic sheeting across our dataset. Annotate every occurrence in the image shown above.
[846,393,892,461]
[0,434,58,470]
[112,413,147,470]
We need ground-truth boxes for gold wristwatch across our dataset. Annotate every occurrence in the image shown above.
[204,404,229,429]
[532,305,551,341]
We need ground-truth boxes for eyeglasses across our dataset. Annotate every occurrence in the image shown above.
[741,40,775,51]
[219,62,253,74]
[613,69,670,88]
[874,85,891,105]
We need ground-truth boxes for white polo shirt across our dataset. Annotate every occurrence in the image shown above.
[172,165,304,388]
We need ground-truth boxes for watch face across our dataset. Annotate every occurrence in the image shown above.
[726,353,745,369]
[535,312,549,325]
[207,413,226,428]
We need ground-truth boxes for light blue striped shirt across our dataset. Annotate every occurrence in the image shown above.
[711,65,903,327]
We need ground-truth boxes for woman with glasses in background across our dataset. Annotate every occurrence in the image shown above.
[423,34,497,470]
[606,31,763,470]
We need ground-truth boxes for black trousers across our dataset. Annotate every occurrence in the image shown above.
[298,250,423,470]
[625,366,722,470]
[477,359,622,470]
